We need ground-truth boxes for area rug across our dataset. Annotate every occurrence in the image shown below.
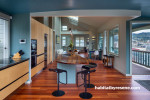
[135,80,150,91]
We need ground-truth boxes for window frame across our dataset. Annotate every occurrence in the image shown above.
[0,12,10,59]
[98,33,104,50]
[108,25,119,56]
[75,36,85,47]
[62,36,67,46]
[62,26,68,31]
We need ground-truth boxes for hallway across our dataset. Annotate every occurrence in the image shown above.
[7,61,150,100]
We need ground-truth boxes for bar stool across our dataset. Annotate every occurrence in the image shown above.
[49,68,67,97]
[81,63,97,88]
[77,69,96,99]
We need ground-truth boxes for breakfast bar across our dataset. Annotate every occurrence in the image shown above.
[56,54,92,84]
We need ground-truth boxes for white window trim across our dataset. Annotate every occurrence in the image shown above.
[0,12,11,58]
[0,12,11,21]
[75,36,85,47]
[62,26,68,31]
[62,36,67,46]
[108,26,119,56]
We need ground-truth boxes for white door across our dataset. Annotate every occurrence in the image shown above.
[0,18,9,59]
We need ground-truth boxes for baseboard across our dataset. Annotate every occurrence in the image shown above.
[114,67,126,76]
[25,80,32,84]
[114,67,132,76]
[126,74,132,76]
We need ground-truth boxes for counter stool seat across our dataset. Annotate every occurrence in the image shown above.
[77,69,96,99]
[89,63,97,67]
[49,68,67,97]
[82,63,97,70]
[81,63,97,88]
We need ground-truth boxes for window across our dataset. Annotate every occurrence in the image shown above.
[62,26,67,31]
[68,16,78,21]
[75,37,84,47]
[132,29,150,51]
[62,36,66,46]
[99,33,103,50]
[109,26,119,55]
[0,18,9,59]
[68,16,79,26]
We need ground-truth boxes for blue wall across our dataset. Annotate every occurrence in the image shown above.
[126,21,130,74]
[10,13,30,58]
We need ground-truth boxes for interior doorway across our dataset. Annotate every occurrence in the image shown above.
[43,34,48,70]
[53,31,55,61]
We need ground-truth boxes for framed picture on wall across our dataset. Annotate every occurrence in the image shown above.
[56,35,60,44]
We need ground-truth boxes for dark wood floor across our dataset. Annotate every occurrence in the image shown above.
[7,60,150,100]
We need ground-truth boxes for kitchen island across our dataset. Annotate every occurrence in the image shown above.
[56,53,92,84]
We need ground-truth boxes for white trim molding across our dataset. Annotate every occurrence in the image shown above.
[126,74,132,76]
[0,12,11,20]
[25,80,32,84]
[61,31,91,35]
[31,10,141,17]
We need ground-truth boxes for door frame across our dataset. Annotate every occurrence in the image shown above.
[43,33,48,70]
[52,31,55,61]
[129,20,150,76]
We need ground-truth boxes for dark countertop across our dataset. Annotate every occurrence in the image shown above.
[0,58,29,71]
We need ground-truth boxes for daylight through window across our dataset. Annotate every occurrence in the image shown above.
[75,37,84,47]
[62,36,66,46]
[109,26,119,55]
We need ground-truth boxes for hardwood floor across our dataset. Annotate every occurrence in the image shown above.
[7,61,150,100]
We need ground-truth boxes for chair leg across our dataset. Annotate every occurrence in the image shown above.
[85,72,95,88]
[66,71,67,84]
[79,73,92,99]
[52,73,65,97]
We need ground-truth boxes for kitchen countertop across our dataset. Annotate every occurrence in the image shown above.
[56,53,92,65]
[0,58,29,71]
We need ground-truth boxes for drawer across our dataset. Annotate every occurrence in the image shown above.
[0,60,29,89]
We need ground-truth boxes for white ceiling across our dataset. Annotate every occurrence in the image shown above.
[79,17,116,28]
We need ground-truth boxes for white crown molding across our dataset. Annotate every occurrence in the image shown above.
[31,9,141,17]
